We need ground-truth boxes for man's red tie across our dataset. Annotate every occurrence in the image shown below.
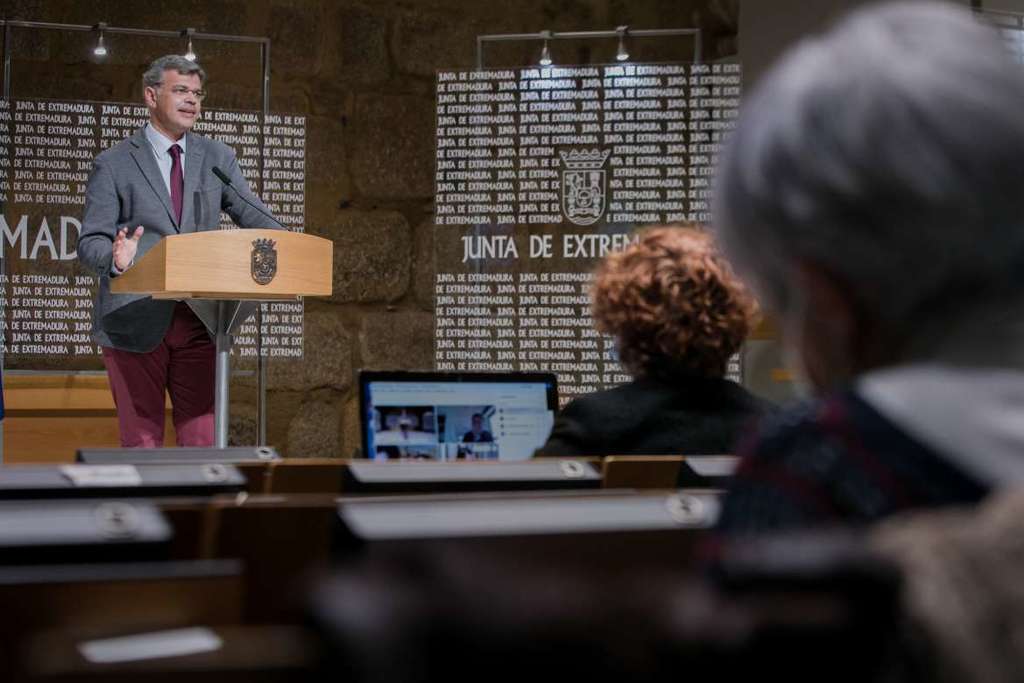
[169,144,183,225]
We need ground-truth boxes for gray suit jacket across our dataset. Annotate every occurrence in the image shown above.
[78,126,282,353]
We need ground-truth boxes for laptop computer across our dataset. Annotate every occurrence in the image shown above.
[359,371,558,461]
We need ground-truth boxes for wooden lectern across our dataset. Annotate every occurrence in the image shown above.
[111,229,333,447]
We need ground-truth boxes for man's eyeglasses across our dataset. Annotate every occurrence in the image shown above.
[155,84,206,101]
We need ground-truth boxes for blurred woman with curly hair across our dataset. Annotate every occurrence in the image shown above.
[535,225,770,457]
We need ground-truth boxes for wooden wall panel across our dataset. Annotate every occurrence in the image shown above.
[3,374,174,463]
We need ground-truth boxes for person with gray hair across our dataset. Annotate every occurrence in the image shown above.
[78,54,282,447]
[712,2,1024,534]
[141,54,207,91]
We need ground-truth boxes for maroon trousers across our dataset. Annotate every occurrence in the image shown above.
[102,302,215,447]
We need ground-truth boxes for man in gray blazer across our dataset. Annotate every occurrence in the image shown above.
[78,54,282,447]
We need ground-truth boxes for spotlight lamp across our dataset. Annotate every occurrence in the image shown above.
[539,30,553,66]
[93,22,108,58]
[182,28,198,61]
[616,25,629,61]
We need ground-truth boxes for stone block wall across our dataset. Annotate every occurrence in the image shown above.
[3,0,738,456]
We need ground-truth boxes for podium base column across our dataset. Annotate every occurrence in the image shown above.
[214,300,231,448]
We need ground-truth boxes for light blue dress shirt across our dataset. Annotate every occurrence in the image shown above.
[143,123,188,195]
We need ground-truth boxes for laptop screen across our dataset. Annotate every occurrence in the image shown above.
[359,372,558,461]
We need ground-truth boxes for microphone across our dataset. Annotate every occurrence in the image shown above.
[211,166,284,228]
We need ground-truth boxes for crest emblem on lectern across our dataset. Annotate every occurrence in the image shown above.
[251,239,277,285]
[559,149,611,226]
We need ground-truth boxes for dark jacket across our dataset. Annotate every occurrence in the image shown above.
[715,391,988,536]
[534,375,769,457]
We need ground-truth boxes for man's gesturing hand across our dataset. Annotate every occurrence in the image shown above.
[113,226,144,272]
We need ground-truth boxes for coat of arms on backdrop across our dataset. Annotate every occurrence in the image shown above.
[559,149,611,226]
[251,238,277,285]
